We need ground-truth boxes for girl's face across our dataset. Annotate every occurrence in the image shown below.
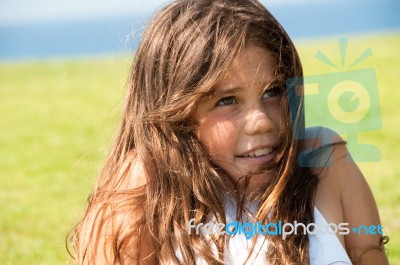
[192,43,284,192]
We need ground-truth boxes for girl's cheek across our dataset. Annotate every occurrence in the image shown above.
[196,114,239,156]
[265,102,285,130]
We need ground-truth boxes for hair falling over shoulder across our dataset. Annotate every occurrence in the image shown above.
[68,0,319,264]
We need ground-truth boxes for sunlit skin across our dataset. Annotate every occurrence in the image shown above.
[192,43,285,192]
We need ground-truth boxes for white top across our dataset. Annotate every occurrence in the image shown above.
[309,207,352,264]
[177,199,353,264]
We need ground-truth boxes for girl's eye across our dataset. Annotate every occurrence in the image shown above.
[262,86,281,99]
[216,96,237,106]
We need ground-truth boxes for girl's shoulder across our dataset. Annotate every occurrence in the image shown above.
[304,127,388,264]
[75,151,155,264]
[302,127,347,248]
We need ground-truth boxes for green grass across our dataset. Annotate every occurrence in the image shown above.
[0,33,399,264]
[0,56,130,264]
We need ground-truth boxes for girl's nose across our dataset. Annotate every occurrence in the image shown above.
[243,103,275,135]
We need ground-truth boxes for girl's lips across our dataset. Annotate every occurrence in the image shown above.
[234,149,276,165]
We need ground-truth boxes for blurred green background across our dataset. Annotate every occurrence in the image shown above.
[0,33,399,264]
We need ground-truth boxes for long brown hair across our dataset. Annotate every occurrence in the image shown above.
[69,0,319,264]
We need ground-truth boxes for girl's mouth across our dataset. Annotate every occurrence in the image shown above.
[237,147,272,157]
[235,147,277,165]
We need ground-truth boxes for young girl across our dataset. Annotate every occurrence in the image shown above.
[69,0,389,264]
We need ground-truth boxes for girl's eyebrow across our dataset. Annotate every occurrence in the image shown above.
[210,77,283,97]
[211,86,242,97]
[262,76,286,90]
[262,79,281,90]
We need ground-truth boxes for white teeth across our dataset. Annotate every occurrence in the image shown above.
[244,147,272,157]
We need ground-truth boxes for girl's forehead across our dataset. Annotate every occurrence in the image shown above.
[233,44,275,68]
[196,43,279,96]
[216,44,276,82]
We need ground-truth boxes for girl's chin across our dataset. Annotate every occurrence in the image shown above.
[234,171,275,194]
